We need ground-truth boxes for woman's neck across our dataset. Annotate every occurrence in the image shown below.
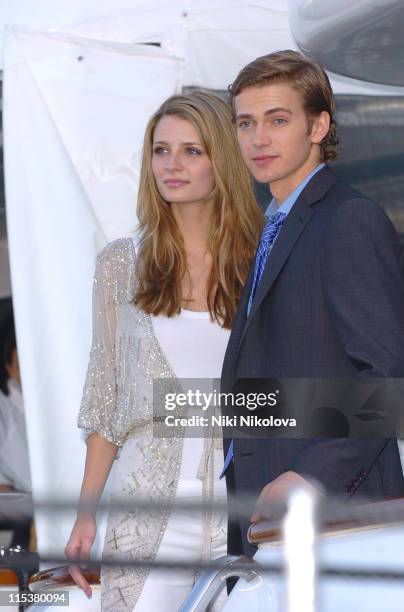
[171,199,213,256]
[171,199,214,310]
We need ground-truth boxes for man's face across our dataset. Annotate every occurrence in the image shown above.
[234,82,322,194]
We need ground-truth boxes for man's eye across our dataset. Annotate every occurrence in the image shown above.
[273,118,287,125]
[238,121,252,130]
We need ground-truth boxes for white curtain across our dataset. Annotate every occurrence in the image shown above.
[3,25,182,556]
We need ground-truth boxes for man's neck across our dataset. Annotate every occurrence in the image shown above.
[270,160,322,206]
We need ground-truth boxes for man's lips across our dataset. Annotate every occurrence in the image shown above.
[252,155,278,166]
[163,179,189,188]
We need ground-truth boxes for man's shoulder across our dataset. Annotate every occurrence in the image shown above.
[303,166,376,213]
[319,175,400,246]
[325,171,368,204]
[305,168,401,247]
[321,172,390,223]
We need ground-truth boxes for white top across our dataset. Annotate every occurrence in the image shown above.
[0,380,32,492]
[152,308,230,379]
[152,309,230,490]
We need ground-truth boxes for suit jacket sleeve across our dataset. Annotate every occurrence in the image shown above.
[290,197,404,493]
[321,197,404,377]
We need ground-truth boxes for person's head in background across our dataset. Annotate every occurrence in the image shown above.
[0,311,20,395]
[229,49,338,203]
[135,89,264,328]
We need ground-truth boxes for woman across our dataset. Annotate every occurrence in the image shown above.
[65,90,263,611]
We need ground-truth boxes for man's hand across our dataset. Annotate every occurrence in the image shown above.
[250,470,320,523]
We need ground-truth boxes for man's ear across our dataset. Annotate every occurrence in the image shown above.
[310,111,330,145]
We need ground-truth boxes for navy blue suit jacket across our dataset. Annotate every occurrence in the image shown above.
[221,166,404,556]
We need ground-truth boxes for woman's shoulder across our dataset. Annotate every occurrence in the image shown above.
[94,237,137,300]
[97,236,137,266]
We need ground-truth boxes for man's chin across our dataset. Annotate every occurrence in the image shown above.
[251,170,280,185]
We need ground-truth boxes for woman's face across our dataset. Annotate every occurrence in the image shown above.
[152,115,215,205]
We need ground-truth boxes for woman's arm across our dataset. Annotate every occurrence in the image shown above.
[65,432,118,597]
[67,240,134,596]
[79,432,118,511]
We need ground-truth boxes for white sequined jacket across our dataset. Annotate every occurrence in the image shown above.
[78,238,217,611]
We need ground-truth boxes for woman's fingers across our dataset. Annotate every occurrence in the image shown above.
[65,537,93,598]
[68,562,92,598]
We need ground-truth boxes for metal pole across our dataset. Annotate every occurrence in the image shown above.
[283,487,318,612]
[178,555,260,611]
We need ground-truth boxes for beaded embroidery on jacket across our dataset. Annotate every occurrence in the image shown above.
[77,238,216,610]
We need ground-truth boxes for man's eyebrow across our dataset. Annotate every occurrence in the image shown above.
[236,107,293,121]
[235,113,254,121]
[265,107,292,116]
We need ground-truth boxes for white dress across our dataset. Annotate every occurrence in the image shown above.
[78,238,230,611]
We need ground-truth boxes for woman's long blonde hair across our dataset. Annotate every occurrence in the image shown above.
[134,90,264,329]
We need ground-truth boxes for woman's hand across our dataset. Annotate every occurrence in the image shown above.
[65,513,97,598]
[65,433,117,597]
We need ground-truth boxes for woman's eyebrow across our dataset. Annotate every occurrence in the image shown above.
[153,141,202,145]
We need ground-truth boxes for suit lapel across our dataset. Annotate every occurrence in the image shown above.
[221,262,255,384]
[237,197,313,348]
[237,166,337,352]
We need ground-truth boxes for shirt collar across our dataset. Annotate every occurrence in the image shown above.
[265,163,326,218]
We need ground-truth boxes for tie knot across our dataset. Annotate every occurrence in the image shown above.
[261,211,286,242]
[268,210,287,226]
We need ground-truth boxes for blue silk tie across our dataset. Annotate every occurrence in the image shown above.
[247,211,287,316]
[220,210,287,479]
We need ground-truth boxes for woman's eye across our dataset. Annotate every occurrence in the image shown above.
[153,146,168,154]
[186,147,202,155]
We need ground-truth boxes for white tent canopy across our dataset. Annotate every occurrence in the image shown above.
[2,0,404,558]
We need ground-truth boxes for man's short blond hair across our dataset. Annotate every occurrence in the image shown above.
[229,50,338,163]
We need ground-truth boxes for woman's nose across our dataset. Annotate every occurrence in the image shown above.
[165,152,183,172]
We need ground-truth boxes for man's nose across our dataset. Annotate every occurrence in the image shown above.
[253,123,271,148]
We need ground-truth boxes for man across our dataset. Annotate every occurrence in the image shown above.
[0,311,32,550]
[221,50,404,557]
[0,312,31,493]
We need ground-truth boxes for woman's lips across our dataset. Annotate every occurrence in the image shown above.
[252,155,278,167]
[163,179,189,188]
